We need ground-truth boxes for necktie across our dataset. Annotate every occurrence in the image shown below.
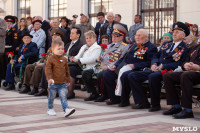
[169,43,175,53]
[66,42,74,57]
[110,43,115,48]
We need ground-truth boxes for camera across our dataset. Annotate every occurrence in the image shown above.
[72,15,78,18]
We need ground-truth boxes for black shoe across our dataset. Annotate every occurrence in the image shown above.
[28,88,38,95]
[94,95,107,102]
[149,105,161,112]
[67,92,75,99]
[5,83,15,91]
[163,107,182,115]
[19,87,30,94]
[119,101,130,107]
[34,89,48,96]
[173,109,194,119]
[106,100,120,105]
[132,102,150,109]
[84,93,99,101]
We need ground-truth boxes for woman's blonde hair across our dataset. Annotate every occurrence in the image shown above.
[84,30,96,39]
[18,18,28,29]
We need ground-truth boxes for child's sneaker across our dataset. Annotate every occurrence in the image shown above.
[47,109,56,116]
[64,108,75,117]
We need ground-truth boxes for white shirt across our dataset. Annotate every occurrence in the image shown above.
[66,40,78,58]
[166,41,181,53]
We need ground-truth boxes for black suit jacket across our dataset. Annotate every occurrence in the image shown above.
[6,27,18,53]
[41,20,51,52]
[122,23,128,31]
[64,39,82,61]
[95,20,108,38]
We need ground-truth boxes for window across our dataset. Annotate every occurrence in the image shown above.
[138,0,177,45]
[17,0,31,18]
[48,0,67,20]
[89,0,113,26]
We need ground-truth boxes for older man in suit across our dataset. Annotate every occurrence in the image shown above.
[163,39,200,119]
[128,22,190,112]
[82,23,129,102]
[127,15,144,44]
[65,27,82,61]
[100,12,119,44]
[0,18,6,82]
[48,19,68,49]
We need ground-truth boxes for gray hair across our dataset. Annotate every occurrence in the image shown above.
[137,29,149,37]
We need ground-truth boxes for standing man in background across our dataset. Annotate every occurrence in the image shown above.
[72,13,94,45]
[114,14,128,31]
[95,12,108,44]
[127,15,144,44]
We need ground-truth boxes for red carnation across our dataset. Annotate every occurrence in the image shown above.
[100,44,108,50]
[41,53,47,57]
[161,69,173,76]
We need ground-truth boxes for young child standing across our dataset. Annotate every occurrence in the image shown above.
[45,40,75,117]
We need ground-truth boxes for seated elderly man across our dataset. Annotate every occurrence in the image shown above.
[128,22,189,111]
[103,29,157,105]
[163,38,200,119]
[5,32,38,90]
[82,24,129,102]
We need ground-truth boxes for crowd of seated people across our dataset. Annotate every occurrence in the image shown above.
[1,12,200,119]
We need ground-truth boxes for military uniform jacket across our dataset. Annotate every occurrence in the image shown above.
[95,41,129,72]
[151,41,189,70]
[182,44,200,70]
[15,41,38,64]
[115,41,157,70]
[5,27,18,52]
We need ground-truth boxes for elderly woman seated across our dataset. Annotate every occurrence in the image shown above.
[67,30,101,99]
[4,32,38,90]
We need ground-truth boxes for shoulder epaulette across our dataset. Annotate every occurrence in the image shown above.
[121,42,127,46]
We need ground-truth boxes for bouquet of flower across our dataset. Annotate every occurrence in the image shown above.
[6,52,14,73]
[93,44,108,73]
[41,53,47,58]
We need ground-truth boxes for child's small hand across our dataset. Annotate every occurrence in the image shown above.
[48,79,54,85]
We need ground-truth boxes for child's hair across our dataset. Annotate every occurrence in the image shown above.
[51,40,64,49]
[101,35,109,40]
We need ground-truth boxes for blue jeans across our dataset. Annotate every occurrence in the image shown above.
[48,83,69,111]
